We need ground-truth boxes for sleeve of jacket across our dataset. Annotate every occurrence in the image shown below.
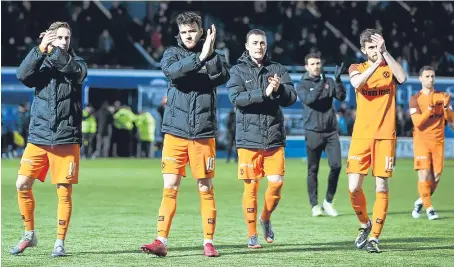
[227,66,265,108]
[160,47,202,81]
[270,70,297,107]
[297,78,324,105]
[205,51,230,86]
[329,79,346,101]
[16,46,47,88]
[46,47,87,84]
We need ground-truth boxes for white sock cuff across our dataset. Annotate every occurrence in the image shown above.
[157,236,168,246]
[203,239,213,246]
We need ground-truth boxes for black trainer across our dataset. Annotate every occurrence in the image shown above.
[366,239,381,253]
[355,221,372,249]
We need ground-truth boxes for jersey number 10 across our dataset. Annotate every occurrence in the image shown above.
[385,156,394,172]
[206,157,215,171]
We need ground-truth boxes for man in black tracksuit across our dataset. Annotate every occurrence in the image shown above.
[297,52,346,217]
[227,29,297,248]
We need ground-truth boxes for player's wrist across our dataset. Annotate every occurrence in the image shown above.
[39,44,47,53]
[47,44,55,54]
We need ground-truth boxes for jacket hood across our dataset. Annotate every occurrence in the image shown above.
[237,50,271,67]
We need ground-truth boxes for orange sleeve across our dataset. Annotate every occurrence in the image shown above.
[409,94,432,128]
[444,108,454,123]
[348,64,360,76]
[443,92,454,122]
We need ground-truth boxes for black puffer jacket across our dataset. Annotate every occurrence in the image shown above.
[16,46,87,146]
[227,51,297,150]
[160,36,230,139]
[297,72,346,133]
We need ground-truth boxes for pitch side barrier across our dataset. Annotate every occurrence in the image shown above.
[2,67,454,110]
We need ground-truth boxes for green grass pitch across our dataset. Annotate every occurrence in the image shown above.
[2,158,454,267]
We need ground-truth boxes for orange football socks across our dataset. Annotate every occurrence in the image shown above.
[261,181,283,221]
[18,190,35,231]
[57,186,72,240]
[418,181,432,208]
[157,188,178,238]
[199,188,217,240]
[243,181,259,238]
[349,189,370,225]
[371,192,389,239]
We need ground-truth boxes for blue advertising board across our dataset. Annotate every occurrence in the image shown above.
[3,67,454,109]
[2,67,454,157]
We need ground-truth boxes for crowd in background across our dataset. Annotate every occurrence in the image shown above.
[2,100,162,159]
[2,1,454,75]
[2,1,454,158]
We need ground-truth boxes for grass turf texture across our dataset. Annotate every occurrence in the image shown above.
[2,158,454,267]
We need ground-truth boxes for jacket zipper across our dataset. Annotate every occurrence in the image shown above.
[258,67,268,150]
[192,93,196,138]
[52,80,56,147]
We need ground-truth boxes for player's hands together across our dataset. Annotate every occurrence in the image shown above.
[265,83,274,97]
[334,62,345,82]
[39,30,56,53]
[199,24,216,61]
[269,74,280,92]
[371,34,387,54]
[265,74,280,97]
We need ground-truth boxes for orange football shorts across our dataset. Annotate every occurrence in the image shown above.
[161,134,216,179]
[413,139,444,175]
[237,147,285,179]
[18,143,80,184]
[346,139,396,178]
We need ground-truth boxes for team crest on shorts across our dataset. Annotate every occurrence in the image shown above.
[383,71,390,78]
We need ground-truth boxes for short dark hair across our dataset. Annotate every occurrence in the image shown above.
[419,65,435,76]
[304,52,321,65]
[48,21,71,34]
[359,28,381,48]
[176,12,202,28]
[246,29,266,42]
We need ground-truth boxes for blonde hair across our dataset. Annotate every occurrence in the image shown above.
[48,21,72,34]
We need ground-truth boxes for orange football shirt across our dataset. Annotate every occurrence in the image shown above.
[409,90,449,141]
[349,62,397,139]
